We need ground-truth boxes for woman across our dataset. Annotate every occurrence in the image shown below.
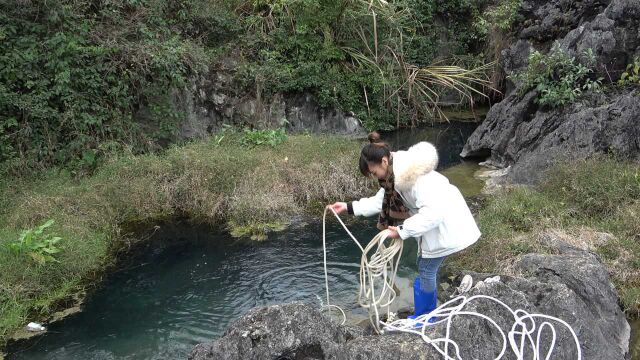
[327,132,480,321]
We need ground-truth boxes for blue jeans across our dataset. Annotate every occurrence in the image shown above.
[416,256,446,292]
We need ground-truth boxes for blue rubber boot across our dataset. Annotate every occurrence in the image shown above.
[408,277,437,324]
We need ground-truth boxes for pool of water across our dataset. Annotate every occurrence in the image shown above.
[8,219,424,360]
[6,122,482,359]
[381,121,479,167]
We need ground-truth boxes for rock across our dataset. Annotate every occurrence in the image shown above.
[461,0,640,183]
[517,0,610,43]
[190,235,630,359]
[473,165,511,194]
[462,89,640,184]
[136,54,367,142]
[282,93,366,137]
[189,302,363,360]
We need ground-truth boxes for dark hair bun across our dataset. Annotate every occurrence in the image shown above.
[368,131,382,144]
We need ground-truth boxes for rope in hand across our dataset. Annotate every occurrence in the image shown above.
[322,206,403,334]
[321,207,583,359]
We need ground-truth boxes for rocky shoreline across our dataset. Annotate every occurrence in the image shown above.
[190,231,631,359]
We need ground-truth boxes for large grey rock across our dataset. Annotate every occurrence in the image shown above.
[189,303,350,360]
[462,89,640,183]
[190,233,630,360]
[558,0,640,80]
[462,0,640,183]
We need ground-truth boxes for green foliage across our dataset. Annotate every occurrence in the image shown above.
[512,46,603,107]
[405,0,488,65]
[473,0,522,37]
[0,0,216,173]
[241,128,288,147]
[232,0,493,130]
[618,57,640,86]
[0,0,499,171]
[8,220,63,265]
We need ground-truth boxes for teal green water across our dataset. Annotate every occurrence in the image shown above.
[7,219,420,359]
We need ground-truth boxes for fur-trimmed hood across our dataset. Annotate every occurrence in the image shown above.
[392,142,439,192]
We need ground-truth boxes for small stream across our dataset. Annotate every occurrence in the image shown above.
[4,121,492,359]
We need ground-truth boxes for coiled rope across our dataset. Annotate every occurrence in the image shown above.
[321,207,583,359]
[322,207,403,334]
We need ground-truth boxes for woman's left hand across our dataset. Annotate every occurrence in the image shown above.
[386,226,400,239]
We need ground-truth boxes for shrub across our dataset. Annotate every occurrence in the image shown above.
[473,0,522,36]
[512,46,603,107]
[7,220,63,265]
[618,57,640,86]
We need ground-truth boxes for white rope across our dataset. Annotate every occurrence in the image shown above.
[322,207,403,333]
[321,207,583,359]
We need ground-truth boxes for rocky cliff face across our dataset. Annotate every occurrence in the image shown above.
[190,231,630,360]
[137,56,366,141]
[461,0,640,184]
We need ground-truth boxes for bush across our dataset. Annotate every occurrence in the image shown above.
[232,0,494,131]
[618,57,640,86]
[473,0,522,36]
[511,46,603,107]
[7,220,63,265]
[0,0,498,172]
[0,0,214,172]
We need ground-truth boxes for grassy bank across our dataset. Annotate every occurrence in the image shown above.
[448,157,640,315]
[0,133,372,346]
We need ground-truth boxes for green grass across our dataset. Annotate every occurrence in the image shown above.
[0,133,372,347]
[448,156,640,315]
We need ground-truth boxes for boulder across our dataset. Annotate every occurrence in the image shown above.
[462,89,640,184]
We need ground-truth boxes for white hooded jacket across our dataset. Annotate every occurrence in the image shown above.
[351,142,481,258]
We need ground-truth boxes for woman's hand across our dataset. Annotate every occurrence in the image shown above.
[326,202,348,215]
[386,226,401,239]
